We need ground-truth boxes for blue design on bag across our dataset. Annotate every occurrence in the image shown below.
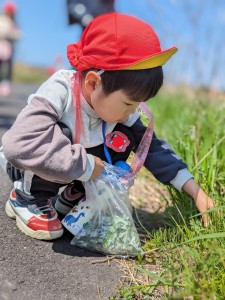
[64,212,85,226]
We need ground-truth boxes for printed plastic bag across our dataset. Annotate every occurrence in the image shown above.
[62,162,143,257]
[62,99,154,257]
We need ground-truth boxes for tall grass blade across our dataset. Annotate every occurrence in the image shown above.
[181,232,225,244]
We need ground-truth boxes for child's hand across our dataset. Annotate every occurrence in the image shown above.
[90,156,104,180]
[182,179,215,227]
[194,189,214,227]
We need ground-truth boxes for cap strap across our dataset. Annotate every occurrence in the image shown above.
[97,70,105,75]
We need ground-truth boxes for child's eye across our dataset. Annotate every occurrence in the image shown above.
[124,102,132,106]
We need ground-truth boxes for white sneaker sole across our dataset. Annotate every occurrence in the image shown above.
[5,200,64,240]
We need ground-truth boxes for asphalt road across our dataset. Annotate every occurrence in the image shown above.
[0,84,122,300]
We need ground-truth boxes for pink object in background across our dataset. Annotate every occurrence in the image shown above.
[0,40,12,61]
[0,81,11,96]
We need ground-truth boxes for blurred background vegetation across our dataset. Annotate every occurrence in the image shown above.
[13,63,49,83]
[3,0,224,99]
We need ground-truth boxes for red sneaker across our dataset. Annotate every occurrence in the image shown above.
[5,190,64,240]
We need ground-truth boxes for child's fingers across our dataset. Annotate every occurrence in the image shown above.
[202,214,210,227]
[90,156,104,179]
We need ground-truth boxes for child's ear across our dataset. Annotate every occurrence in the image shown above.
[84,71,101,94]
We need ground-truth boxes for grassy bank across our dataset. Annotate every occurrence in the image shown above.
[114,91,225,299]
[13,62,49,83]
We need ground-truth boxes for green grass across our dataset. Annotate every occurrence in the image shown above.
[13,62,49,83]
[113,90,225,299]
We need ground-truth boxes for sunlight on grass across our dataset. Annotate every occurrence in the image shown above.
[114,91,225,299]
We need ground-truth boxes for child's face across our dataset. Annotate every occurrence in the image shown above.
[83,72,139,124]
[91,89,139,124]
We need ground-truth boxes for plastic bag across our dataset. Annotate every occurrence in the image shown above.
[62,162,143,257]
[62,91,154,257]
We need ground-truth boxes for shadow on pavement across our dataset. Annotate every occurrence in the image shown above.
[52,229,105,258]
[52,206,174,259]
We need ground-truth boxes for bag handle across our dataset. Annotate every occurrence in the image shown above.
[129,102,154,176]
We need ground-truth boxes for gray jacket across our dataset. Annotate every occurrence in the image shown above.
[2,70,193,191]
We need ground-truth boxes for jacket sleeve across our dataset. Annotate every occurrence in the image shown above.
[2,97,94,184]
[130,118,193,190]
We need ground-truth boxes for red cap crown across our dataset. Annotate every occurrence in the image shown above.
[67,12,177,71]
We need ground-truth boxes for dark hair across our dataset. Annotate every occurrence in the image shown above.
[82,67,163,102]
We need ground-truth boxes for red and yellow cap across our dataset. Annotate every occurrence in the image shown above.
[67,12,177,71]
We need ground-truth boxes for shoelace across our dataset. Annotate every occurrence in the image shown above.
[35,200,52,214]
[38,205,51,213]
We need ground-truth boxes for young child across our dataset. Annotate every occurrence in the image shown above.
[1,12,214,240]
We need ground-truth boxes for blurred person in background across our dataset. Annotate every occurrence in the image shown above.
[67,0,115,31]
[0,1,20,97]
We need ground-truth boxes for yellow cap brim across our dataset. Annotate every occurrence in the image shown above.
[121,47,178,70]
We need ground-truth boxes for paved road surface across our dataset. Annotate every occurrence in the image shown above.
[0,84,122,300]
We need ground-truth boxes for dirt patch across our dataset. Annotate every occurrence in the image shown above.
[130,168,171,232]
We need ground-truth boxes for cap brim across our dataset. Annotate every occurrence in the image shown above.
[121,47,178,70]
